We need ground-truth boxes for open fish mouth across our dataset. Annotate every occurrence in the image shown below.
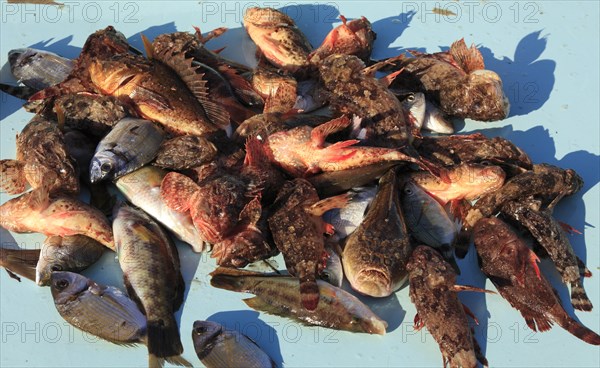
[352,268,392,297]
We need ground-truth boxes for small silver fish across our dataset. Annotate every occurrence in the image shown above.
[320,245,344,287]
[323,186,377,241]
[423,101,454,134]
[9,48,73,90]
[90,118,164,183]
[400,92,426,130]
[192,320,277,368]
[50,271,146,345]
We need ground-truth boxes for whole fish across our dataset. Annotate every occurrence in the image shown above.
[473,217,600,345]
[264,115,427,177]
[113,205,188,367]
[243,7,313,73]
[343,170,412,297]
[501,199,593,311]
[115,166,206,252]
[192,320,277,368]
[401,180,459,270]
[210,267,387,335]
[390,39,509,121]
[268,178,347,310]
[50,271,147,345]
[0,116,79,195]
[309,15,376,64]
[9,48,73,90]
[90,117,164,183]
[322,186,377,240]
[88,53,222,136]
[410,163,505,205]
[318,54,412,147]
[0,247,40,282]
[407,246,488,368]
[153,135,217,170]
[36,235,105,286]
[0,189,114,250]
[320,245,344,287]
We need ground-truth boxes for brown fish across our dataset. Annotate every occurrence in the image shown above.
[0,116,79,195]
[407,246,488,368]
[343,169,412,297]
[153,135,217,170]
[0,247,40,282]
[268,178,347,310]
[474,217,600,345]
[309,15,376,64]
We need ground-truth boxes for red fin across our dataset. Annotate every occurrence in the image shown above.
[323,222,335,236]
[529,250,541,280]
[0,160,27,195]
[449,38,485,73]
[559,221,582,235]
[379,68,404,88]
[310,116,352,147]
[160,172,199,213]
[244,137,268,167]
[306,193,350,217]
[462,303,479,325]
[319,140,360,163]
[452,284,496,294]
[413,313,424,331]
[299,278,320,311]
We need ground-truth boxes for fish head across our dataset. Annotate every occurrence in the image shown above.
[89,150,122,183]
[564,168,584,196]
[351,267,392,297]
[407,245,455,288]
[8,48,36,72]
[192,320,223,353]
[401,92,426,128]
[50,271,89,305]
[36,236,67,286]
[474,217,524,272]
[243,7,294,28]
[464,70,510,121]
[309,16,376,63]
[358,315,388,335]
[81,26,129,59]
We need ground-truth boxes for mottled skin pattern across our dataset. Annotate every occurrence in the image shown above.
[501,199,592,311]
[154,135,217,170]
[407,246,486,368]
[465,164,583,228]
[243,7,313,74]
[309,16,376,64]
[318,54,411,147]
[343,169,412,297]
[474,218,600,345]
[89,54,219,136]
[114,206,185,359]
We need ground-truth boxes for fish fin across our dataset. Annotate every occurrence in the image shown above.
[239,196,262,225]
[461,303,479,325]
[217,64,263,106]
[131,85,172,110]
[0,160,27,195]
[550,304,600,345]
[558,221,582,235]
[570,281,593,312]
[243,296,287,315]
[148,355,163,368]
[310,116,352,147]
[54,103,66,132]
[306,193,350,217]
[379,68,404,88]
[529,249,541,280]
[164,355,193,367]
[577,256,592,278]
[452,284,496,294]
[449,38,485,73]
[521,311,553,332]
[318,140,360,164]
[244,136,268,167]
[141,33,154,59]
[323,222,335,236]
[160,172,199,213]
[27,186,50,212]
[299,276,320,311]
[0,83,36,100]
[146,318,184,363]
[413,313,425,331]
[4,269,22,282]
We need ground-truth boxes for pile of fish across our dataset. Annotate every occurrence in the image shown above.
[0,6,598,368]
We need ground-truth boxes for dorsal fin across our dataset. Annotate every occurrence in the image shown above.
[449,38,485,73]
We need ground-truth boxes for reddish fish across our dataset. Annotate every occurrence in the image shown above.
[309,15,376,64]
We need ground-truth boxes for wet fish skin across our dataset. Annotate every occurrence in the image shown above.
[36,235,105,286]
[501,199,592,311]
[323,186,377,240]
[399,92,426,131]
[422,101,454,134]
[320,245,344,288]
[407,246,487,368]
[153,135,217,170]
[210,267,387,335]
[9,48,74,90]
[115,166,207,252]
[192,320,277,368]
[0,247,40,282]
[473,217,600,345]
[50,271,146,345]
[309,15,376,64]
[113,204,187,365]
[343,169,412,297]
[90,117,164,183]
[308,161,399,197]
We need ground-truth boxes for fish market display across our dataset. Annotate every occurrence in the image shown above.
[0,5,598,368]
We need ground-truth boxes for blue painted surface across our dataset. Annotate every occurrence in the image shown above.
[0,1,598,367]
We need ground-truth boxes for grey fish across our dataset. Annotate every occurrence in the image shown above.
[90,118,164,183]
[423,101,454,134]
[0,247,40,282]
[50,271,146,345]
[192,320,277,368]
[115,166,207,252]
[113,204,189,367]
[320,244,344,287]
[36,235,105,286]
[9,48,73,90]
[400,92,426,130]
[322,186,377,241]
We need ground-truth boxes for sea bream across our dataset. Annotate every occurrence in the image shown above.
[9,48,73,90]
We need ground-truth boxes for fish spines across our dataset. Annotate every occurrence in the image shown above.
[571,281,593,312]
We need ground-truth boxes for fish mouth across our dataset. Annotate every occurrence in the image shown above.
[362,317,388,335]
[8,48,27,68]
[351,268,392,297]
[35,267,50,286]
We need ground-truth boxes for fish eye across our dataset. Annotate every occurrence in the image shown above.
[100,162,113,173]
[194,326,207,335]
[404,187,413,195]
[51,264,63,272]
[407,94,415,102]
[55,279,69,290]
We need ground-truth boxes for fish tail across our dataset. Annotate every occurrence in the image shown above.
[577,256,592,278]
[552,305,600,345]
[0,159,27,195]
[571,281,593,311]
[146,317,184,363]
[299,276,320,311]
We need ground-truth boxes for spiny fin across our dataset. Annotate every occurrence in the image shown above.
[452,284,496,294]
[379,68,404,88]
[577,256,592,278]
[306,193,350,217]
[522,312,553,332]
[0,160,27,195]
[462,303,479,325]
[141,34,154,59]
[310,116,352,147]
[559,221,582,235]
[570,281,593,312]
[320,140,360,162]
[244,137,268,167]
[160,172,199,213]
[449,38,485,73]
[54,103,66,132]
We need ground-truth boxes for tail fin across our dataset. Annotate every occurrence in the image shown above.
[146,317,186,365]
[570,281,593,312]
[551,305,600,345]
[299,275,320,311]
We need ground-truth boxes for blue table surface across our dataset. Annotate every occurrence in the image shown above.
[1,1,599,367]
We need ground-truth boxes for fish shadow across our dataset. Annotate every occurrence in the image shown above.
[206,310,284,367]
[370,11,423,59]
[127,22,179,54]
[346,279,406,332]
[279,3,340,48]
[479,31,556,117]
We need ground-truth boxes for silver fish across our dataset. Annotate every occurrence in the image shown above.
[9,48,73,90]
[400,92,426,130]
[423,101,454,134]
[192,320,276,368]
[50,271,146,345]
[90,118,164,183]
[115,166,207,252]
[320,245,344,287]
[36,235,105,286]
[323,186,377,241]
